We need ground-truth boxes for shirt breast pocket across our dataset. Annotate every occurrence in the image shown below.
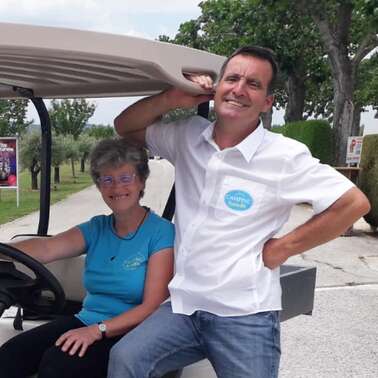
[213,176,268,221]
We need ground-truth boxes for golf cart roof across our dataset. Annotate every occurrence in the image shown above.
[0,22,225,99]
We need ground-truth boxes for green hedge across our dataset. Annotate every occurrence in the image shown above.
[359,135,378,228]
[271,120,334,164]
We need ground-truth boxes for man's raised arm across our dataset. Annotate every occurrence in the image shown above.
[114,76,214,146]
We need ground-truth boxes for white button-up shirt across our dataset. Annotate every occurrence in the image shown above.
[146,116,354,316]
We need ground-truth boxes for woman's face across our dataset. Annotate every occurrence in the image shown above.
[97,163,144,215]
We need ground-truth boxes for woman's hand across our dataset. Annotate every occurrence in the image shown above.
[55,325,102,357]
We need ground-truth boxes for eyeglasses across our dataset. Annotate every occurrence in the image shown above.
[97,173,136,187]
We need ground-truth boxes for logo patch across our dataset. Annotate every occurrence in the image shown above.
[224,190,253,211]
[122,253,145,270]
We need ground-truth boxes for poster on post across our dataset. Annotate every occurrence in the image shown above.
[346,136,364,165]
[0,137,18,188]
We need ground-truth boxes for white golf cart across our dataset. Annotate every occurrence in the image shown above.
[0,23,316,377]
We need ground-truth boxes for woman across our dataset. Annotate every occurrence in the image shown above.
[0,138,174,378]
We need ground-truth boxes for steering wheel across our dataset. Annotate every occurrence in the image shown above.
[0,242,65,317]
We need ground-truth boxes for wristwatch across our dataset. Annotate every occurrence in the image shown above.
[98,322,107,338]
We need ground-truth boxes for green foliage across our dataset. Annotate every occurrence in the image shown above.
[62,135,80,178]
[0,99,32,136]
[165,0,377,163]
[202,0,331,117]
[0,164,93,225]
[19,132,41,170]
[172,19,205,50]
[84,124,115,139]
[355,53,378,111]
[19,132,42,189]
[158,35,171,43]
[78,135,96,172]
[163,107,216,123]
[271,126,285,134]
[78,135,96,156]
[165,0,332,121]
[294,0,378,164]
[63,135,80,161]
[359,135,378,228]
[51,133,66,167]
[279,120,334,164]
[49,99,96,140]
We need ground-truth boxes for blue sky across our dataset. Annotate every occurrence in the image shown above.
[1,0,376,134]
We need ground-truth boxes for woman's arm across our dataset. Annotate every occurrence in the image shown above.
[7,227,86,264]
[103,247,174,336]
[55,247,174,357]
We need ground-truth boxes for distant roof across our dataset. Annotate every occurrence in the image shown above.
[0,23,225,99]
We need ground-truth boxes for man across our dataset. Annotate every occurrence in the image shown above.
[108,46,370,378]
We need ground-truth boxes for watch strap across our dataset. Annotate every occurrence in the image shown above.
[98,322,107,339]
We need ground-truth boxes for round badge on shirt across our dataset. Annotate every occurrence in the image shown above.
[224,190,253,211]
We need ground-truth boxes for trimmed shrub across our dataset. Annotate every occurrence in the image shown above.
[279,120,334,164]
[358,135,378,229]
[271,126,285,134]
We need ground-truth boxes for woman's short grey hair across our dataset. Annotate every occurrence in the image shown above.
[90,138,150,190]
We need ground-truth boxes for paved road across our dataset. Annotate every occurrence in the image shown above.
[1,159,377,377]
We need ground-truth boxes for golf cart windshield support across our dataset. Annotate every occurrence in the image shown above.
[15,87,51,236]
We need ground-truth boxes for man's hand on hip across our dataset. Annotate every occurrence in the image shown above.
[262,238,289,269]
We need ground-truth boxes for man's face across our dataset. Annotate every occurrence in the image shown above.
[214,54,274,126]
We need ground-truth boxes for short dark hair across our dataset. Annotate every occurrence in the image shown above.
[90,138,150,196]
[218,46,279,95]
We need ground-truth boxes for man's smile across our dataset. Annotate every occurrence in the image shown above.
[224,98,249,108]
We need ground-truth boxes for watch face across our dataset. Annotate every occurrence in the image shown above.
[99,323,106,332]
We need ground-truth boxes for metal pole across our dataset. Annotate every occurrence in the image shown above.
[29,97,51,236]
[16,137,19,208]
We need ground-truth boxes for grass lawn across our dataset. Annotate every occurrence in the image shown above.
[0,164,93,225]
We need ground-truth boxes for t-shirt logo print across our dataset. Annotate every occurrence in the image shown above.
[122,253,145,270]
[224,190,253,211]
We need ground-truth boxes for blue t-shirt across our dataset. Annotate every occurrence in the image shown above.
[75,210,174,325]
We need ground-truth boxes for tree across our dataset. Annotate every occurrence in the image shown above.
[49,99,96,140]
[165,0,377,163]
[20,132,41,190]
[85,124,115,139]
[0,99,32,136]
[63,135,80,179]
[78,135,96,173]
[164,0,329,127]
[51,134,66,185]
[169,19,205,50]
[295,0,378,164]
[355,52,378,120]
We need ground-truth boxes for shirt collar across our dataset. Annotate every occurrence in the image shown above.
[198,120,266,162]
[235,122,265,162]
[199,121,216,145]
